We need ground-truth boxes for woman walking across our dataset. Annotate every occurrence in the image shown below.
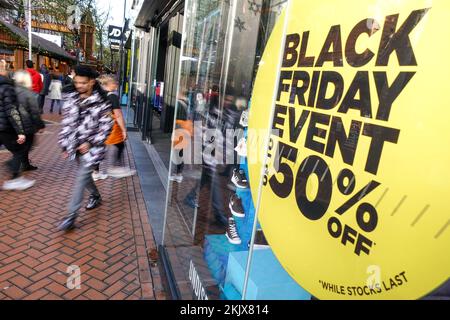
[48,74,63,114]
[13,70,45,171]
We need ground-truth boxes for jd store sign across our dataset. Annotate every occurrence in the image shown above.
[108,25,123,42]
[248,0,450,300]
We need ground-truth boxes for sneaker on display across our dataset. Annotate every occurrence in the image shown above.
[226,217,242,245]
[239,109,249,127]
[231,168,249,189]
[2,177,35,191]
[235,137,247,157]
[253,229,269,249]
[107,167,136,179]
[92,172,108,181]
[229,194,245,218]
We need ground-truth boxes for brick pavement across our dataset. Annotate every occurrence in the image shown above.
[0,110,166,300]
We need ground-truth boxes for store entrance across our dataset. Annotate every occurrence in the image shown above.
[143,13,184,169]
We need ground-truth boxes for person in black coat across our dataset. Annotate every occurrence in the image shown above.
[38,64,51,113]
[0,60,35,190]
[13,70,45,171]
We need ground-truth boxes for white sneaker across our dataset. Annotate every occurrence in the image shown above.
[234,137,247,157]
[169,174,183,183]
[2,177,35,191]
[239,109,249,127]
[225,218,242,245]
[107,167,136,179]
[92,172,108,181]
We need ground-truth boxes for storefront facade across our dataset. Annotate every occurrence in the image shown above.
[0,20,76,72]
[126,0,185,143]
[132,0,450,300]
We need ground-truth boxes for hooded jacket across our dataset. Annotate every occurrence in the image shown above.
[15,85,45,134]
[26,68,43,94]
[58,84,113,168]
[39,68,51,96]
[0,76,24,135]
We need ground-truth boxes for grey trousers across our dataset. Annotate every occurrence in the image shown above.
[68,158,100,214]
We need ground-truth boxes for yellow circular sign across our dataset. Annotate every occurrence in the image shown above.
[248,0,450,299]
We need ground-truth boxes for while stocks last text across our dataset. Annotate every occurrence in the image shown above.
[319,271,408,296]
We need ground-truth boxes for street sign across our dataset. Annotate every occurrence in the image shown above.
[108,25,123,41]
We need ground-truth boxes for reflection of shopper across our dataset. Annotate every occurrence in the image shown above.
[101,74,136,179]
[13,70,45,171]
[170,92,192,183]
[184,105,227,226]
[48,74,63,114]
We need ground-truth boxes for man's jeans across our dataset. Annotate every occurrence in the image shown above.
[68,158,100,214]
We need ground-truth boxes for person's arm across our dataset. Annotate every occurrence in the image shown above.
[4,86,25,138]
[58,94,75,152]
[27,92,45,131]
[89,101,113,148]
[37,74,43,94]
[113,108,127,140]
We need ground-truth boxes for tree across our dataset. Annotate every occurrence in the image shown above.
[2,0,94,53]
[91,1,110,63]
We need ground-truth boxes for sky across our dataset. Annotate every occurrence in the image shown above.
[96,0,128,28]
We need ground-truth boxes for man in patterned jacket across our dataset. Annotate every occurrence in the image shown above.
[58,66,113,231]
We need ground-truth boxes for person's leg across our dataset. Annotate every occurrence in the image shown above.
[1,133,23,179]
[22,134,36,170]
[50,99,55,113]
[107,143,135,178]
[60,160,100,230]
[211,168,227,225]
[109,142,125,167]
[67,162,98,214]
[115,142,125,166]
[57,100,62,114]
[0,132,35,190]
[38,95,45,113]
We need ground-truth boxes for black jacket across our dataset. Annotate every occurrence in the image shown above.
[40,70,51,96]
[15,86,45,134]
[0,76,24,135]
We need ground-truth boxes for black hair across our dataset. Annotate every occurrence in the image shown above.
[25,60,34,68]
[74,65,98,79]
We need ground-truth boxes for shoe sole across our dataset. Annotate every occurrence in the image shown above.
[93,176,108,181]
[225,233,242,245]
[253,244,270,250]
[86,200,102,210]
[58,223,76,232]
[108,171,136,179]
[231,175,249,189]
[229,202,245,218]
[2,181,35,191]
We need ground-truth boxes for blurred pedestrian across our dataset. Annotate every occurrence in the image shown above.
[97,74,135,179]
[58,66,113,231]
[13,70,45,171]
[0,60,35,190]
[25,60,43,96]
[38,64,51,113]
[48,74,63,114]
